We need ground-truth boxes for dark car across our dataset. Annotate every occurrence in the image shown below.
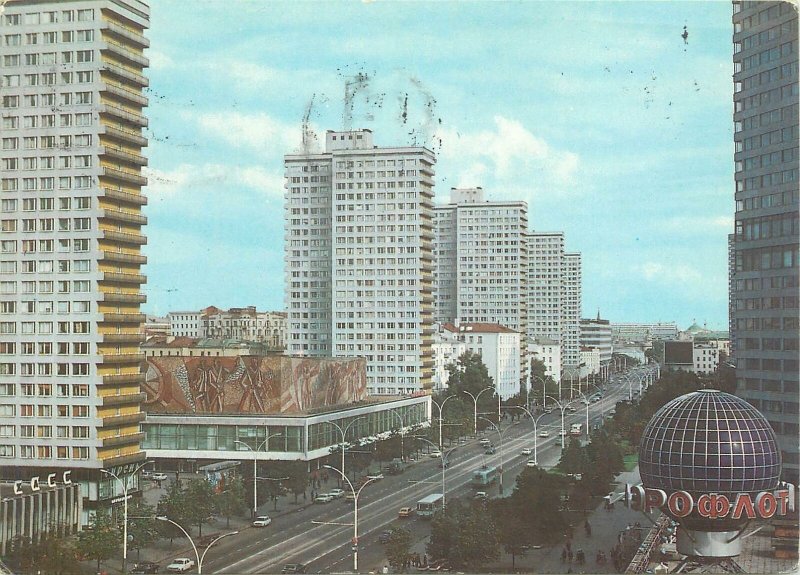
[379,530,394,543]
[484,446,497,455]
[281,564,307,574]
[130,561,160,574]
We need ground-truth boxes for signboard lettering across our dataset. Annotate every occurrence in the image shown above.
[12,470,73,495]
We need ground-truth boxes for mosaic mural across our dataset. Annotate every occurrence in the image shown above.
[143,356,367,414]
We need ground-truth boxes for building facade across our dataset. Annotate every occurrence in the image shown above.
[166,310,202,338]
[167,306,286,350]
[579,315,613,367]
[285,130,436,395]
[529,337,561,383]
[0,0,150,517]
[731,0,798,482]
[610,322,679,343]
[562,252,582,369]
[434,187,528,385]
[431,323,466,393]
[526,232,564,346]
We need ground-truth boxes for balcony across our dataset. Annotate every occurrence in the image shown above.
[102,312,147,323]
[100,103,148,127]
[101,125,148,147]
[100,207,147,225]
[102,373,145,385]
[100,39,150,68]
[101,291,146,304]
[102,166,147,186]
[101,250,147,265]
[101,411,146,427]
[100,146,148,167]
[100,61,149,87]
[100,353,146,364]
[102,20,150,48]
[102,432,146,449]
[102,392,146,407]
[102,332,145,344]
[101,229,147,245]
[102,81,148,107]
[100,186,148,206]
[100,272,147,285]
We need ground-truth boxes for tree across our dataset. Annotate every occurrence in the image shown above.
[214,474,248,527]
[512,467,571,546]
[386,527,413,571]
[76,510,120,572]
[8,532,81,575]
[127,498,160,559]
[490,498,529,570]
[427,502,499,570]
[184,478,217,536]
[157,480,188,544]
[282,460,309,504]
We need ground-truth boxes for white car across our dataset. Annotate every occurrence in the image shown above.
[328,488,346,499]
[429,451,442,458]
[314,493,334,504]
[149,472,169,482]
[252,515,272,527]
[366,473,384,481]
[521,447,532,456]
[538,430,551,438]
[526,460,537,468]
[166,558,195,573]
[559,430,567,436]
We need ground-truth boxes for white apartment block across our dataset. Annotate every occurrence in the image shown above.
[285,130,435,395]
[562,252,582,369]
[167,310,202,337]
[579,316,612,366]
[693,343,720,375]
[529,337,561,384]
[432,323,466,393]
[579,346,601,378]
[442,322,520,400]
[610,322,678,342]
[0,0,149,515]
[434,187,528,384]
[527,232,564,345]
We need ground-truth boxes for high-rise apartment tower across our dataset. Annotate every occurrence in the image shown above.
[0,0,150,514]
[731,0,798,483]
[285,130,435,395]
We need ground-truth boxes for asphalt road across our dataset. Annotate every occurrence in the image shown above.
[196,381,630,574]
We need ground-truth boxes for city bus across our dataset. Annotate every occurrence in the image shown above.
[570,423,583,436]
[416,493,444,518]
[471,465,498,487]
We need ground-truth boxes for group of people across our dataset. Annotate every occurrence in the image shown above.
[560,539,586,565]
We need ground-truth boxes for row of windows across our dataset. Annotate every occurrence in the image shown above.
[0,321,91,335]
[2,155,93,171]
[2,197,90,211]
[0,279,92,294]
[735,245,797,272]
[736,103,798,132]
[0,382,90,395]
[1,217,92,232]
[2,9,95,26]
[737,335,798,350]
[736,168,798,193]
[735,78,798,113]
[1,49,93,67]
[734,316,799,331]
[736,125,798,153]
[736,18,797,52]
[2,133,93,150]
[1,30,95,47]
[333,158,415,168]
[734,2,794,32]
[734,274,797,292]
[1,237,90,254]
[738,358,799,372]
[0,445,91,460]
[736,147,797,172]
[735,213,798,241]
[0,403,90,416]
[739,41,794,72]
[0,260,91,274]
[736,62,796,93]
[0,70,93,87]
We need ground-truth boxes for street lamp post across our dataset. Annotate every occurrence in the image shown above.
[413,437,457,511]
[234,432,283,518]
[156,516,237,575]
[387,408,408,462]
[531,375,548,412]
[462,386,494,436]
[574,390,590,437]
[325,416,366,484]
[478,416,509,495]
[431,394,459,451]
[322,465,378,573]
[545,395,568,447]
[507,405,547,466]
[100,460,153,574]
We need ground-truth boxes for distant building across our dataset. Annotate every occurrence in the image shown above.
[167,310,204,338]
[693,343,720,375]
[661,340,723,375]
[144,315,170,338]
[579,346,601,378]
[529,337,561,383]
[580,315,613,367]
[441,322,520,400]
[610,322,678,343]
[527,232,565,358]
[142,336,270,358]
[562,253,582,369]
[167,306,286,350]
[432,324,466,393]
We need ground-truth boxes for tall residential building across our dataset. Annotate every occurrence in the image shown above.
[562,252,582,369]
[285,130,436,395]
[433,187,528,386]
[731,1,798,483]
[527,232,565,345]
[0,0,149,515]
[580,314,613,368]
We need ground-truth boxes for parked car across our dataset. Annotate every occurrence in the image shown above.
[281,564,307,574]
[474,491,488,501]
[130,561,160,574]
[398,506,413,518]
[478,438,491,446]
[559,430,567,436]
[484,446,496,455]
[166,558,195,573]
[566,406,578,413]
[544,408,553,414]
[366,473,384,481]
[252,515,272,527]
[379,530,394,543]
[328,488,346,499]
[314,493,334,504]
[345,492,356,502]
[428,451,442,458]
[521,447,532,456]
[526,460,537,468]
[538,430,551,438]
[149,472,169,482]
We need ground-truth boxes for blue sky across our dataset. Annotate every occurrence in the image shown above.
[142,1,734,330]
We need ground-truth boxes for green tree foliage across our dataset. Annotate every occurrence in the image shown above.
[489,497,529,569]
[386,527,413,571]
[281,460,310,504]
[127,498,159,559]
[427,501,499,570]
[8,533,81,575]
[184,478,217,536]
[374,433,402,463]
[512,467,571,546]
[76,510,120,572]
[157,480,189,543]
[214,475,248,527]
[557,438,586,475]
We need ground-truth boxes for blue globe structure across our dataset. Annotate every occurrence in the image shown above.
[639,389,782,548]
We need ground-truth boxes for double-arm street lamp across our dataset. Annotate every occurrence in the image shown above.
[234,432,283,518]
[431,394,460,451]
[412,436,458,511]
[462,386,494,436]
[155,516,237,575]
[326,416,366,484]
[507,405,548,466]
[320,465,378,573]
[478,416,511,495]
[100,460,153,574]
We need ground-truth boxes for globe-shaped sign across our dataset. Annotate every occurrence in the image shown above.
[639,389,781,531]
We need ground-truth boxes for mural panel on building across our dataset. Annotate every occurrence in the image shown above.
[144,356,366,414]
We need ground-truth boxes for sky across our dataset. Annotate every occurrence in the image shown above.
[141,0,735,330]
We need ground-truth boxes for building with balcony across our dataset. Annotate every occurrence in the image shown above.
[0,0,150,519]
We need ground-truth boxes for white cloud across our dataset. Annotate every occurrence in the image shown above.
[655,215,734,234]
[147,49,175,70]
[436,116,580,192]
[188,111,302,155]
[637,262,704,284]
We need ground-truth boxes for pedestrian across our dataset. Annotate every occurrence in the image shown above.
[561,548,567,562]
[566,539,572,552]
[567,549,573,562]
